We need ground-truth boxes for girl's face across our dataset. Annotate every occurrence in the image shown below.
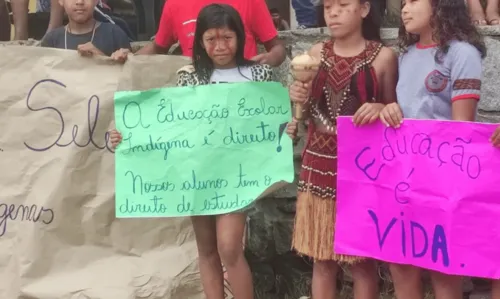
[401,0,432,35]
[59,0,97,24]
[323,0,370,39]
[202,27,238,68]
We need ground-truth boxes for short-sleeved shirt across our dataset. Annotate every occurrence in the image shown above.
[155,0,278,59]
[41,22,131,56]
[397,41,482,120]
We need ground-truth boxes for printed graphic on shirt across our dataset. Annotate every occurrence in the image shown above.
[425,70,448,93]
[181,19,197,53]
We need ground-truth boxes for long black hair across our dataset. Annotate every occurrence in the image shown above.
[192,4,255,81]
[398,0,486,61]
[351,0,382,103]
[360,0,382,42]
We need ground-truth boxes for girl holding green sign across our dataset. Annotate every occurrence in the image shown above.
[111,4,274,299]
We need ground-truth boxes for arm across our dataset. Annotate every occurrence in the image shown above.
[379,47,398,105]
[136,0,176,55]
[261,38,287,67]
[449,43,482,122]
[354,47,398,125]
[46,0,64,33]
[250,0,286,67]
[136,41,171,55]
[281,20,290,30]
[491,126,500,147]
[10,0,29,40]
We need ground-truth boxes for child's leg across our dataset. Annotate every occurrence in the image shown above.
[429,272,462,299]
[486,0,500,24]
[467,0,487,25]
[312,260,339,299]
[191,216,225,299]
[216,213,252,299]
[492,279,500,299]
[390,264,423,299]
[351,260,378,299]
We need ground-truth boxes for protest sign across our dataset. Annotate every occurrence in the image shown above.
[335,116,500,279]
[0,46,203,298]
[114,82,295,217]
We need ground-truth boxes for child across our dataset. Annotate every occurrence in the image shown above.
[41,0,130,57]
[286,0,398,298]
[467,0,500,25]
[379,0,486,298]
[110,4,272,299]
[111,0,286,68]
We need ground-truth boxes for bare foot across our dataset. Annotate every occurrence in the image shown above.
[468,0,487,25]
[486,9,500,25]
[471,9,487,25]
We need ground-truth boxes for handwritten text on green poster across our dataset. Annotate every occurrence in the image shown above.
[114,82,295,217]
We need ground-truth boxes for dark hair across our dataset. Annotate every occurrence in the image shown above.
[398,0,486,61]
[351,0,382,103]
[361,0,382,42]
[192,4,254,81]
[270,8,279,14]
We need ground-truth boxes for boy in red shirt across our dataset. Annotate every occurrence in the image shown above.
[112,0,286,67]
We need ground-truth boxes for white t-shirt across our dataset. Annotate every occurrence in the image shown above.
[210,66,253,84]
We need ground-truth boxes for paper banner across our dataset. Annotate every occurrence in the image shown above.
[335,116,500,279]
[0,46,203,298]
[114,81,295,217]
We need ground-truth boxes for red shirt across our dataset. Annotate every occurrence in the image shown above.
[155,0,278,59]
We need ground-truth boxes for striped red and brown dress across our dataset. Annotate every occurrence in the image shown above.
[292,39,383,262]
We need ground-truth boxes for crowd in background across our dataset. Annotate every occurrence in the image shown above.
[2,0,500,43]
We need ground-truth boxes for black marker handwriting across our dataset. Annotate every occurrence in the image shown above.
[0,203,54,237]
[23,79,113,153]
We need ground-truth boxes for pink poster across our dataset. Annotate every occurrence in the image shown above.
[335,116,500,279]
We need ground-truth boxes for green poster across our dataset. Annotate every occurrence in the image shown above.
[114,81,295,217]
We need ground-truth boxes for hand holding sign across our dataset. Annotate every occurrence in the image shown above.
[335,117,500,279]
[491,126,500,147]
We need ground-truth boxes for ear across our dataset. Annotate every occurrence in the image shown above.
[360,1,371,19]
[57,0,64,8]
